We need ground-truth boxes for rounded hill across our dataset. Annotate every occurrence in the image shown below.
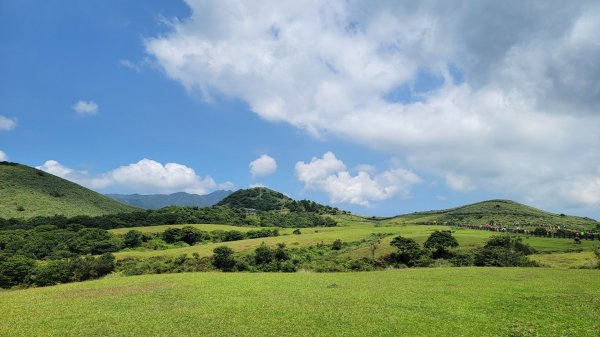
[0,162,138,218]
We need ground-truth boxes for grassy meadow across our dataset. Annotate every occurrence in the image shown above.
[1,268,598,337]
[113,220,598,269]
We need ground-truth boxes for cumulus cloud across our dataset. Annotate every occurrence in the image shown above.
[72,100,98,115]
[249,154,277,178]
[0,150,8,161]
[0,115,17,131]
[146,0,600,210]
[36,158,230,195]
[296,152,421,206]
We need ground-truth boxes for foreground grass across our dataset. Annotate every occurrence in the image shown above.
[0,268,598,336]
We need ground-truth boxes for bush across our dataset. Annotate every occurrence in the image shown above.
[0,254,36,288]
[424,231,458,258]
[331,239,343,250]
[123,230,145,248]
[212,246,236,272]
[389,236,421,266]
[475,236,538,267]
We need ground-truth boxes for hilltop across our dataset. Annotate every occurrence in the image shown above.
[394,199,599,230]
[0,162,138,218]
[217,187,342,214]
[106,190,232,209]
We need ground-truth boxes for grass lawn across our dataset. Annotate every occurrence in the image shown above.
[0,268,598,337]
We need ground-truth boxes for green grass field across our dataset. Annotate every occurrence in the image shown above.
[1,268,598,337]
[113,222,597,268]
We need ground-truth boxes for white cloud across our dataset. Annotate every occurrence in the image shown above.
[36,158,227,195]
[72,100,98,115]
[249,183,266,188]
[296,152,421,206]
[0,115,17,131]
[146,0,600,211]
[119,59,142,72]
[249,154,277,178]
[0,150,8,161]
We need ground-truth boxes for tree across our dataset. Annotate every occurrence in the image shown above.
[180,226,206,245]
[163,228,183,243]
[424,231,458,258]
[212,246,236,271]
[389,236,421,266]
[123,230,144,248]
[254,243,274,265]
[474,235,538,267]
[0,254,36,288]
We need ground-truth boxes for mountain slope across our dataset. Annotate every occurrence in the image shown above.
[0,162,138,218]
[217,187,292,211]
[395,199,599,230]
[217,187,341,214]
[106,191,233,209]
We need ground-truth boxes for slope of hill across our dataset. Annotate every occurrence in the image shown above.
[106,190,232,209]
[217,187,341,214]
[216,187,292,211]
[0,162,138,218]
[395,199,599,230]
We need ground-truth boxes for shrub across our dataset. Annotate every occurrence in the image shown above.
[389,236,421,266]
[123,230,144,248]
[212,246,236,272]
[424,231,458,258]
[475,235,538,267]
[331,239,343,250]
[0,254,36,288]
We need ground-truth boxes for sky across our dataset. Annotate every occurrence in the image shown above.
[1,0,599,219]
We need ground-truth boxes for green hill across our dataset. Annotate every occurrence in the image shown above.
[217,187,341,214]
[395,199,599,230]
[217,187,291,211]
[0,162,138,218]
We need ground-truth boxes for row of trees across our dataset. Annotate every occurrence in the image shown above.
[123,227,280,248]
[0,253,115,289]
[0,206,337,231]
[387,231,539,267]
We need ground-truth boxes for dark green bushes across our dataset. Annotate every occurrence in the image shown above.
[0,253,116,289]
[474,236,538,267]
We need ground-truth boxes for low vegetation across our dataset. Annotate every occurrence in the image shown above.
[1,269,598,337]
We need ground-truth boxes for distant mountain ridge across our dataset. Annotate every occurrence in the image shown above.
[0,161,138,218]
[106,191,233,209]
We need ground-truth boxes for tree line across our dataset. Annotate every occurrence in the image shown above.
[0,205,337,231]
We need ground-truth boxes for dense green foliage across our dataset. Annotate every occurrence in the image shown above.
[423,230,459,258]
[0,205,337,231]
[0,162,138,218]
[474,235,539,267]
[1,269,598,337]
[0,253,115,288]
[395,199,599,230]
[217,187,341,214]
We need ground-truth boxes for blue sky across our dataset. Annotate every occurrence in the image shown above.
[2,0,600,219]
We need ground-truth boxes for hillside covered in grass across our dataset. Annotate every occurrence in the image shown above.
[217,187,341,214]
[0,162,138,218]
[1,269,598,337]
[394,199,599,230]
